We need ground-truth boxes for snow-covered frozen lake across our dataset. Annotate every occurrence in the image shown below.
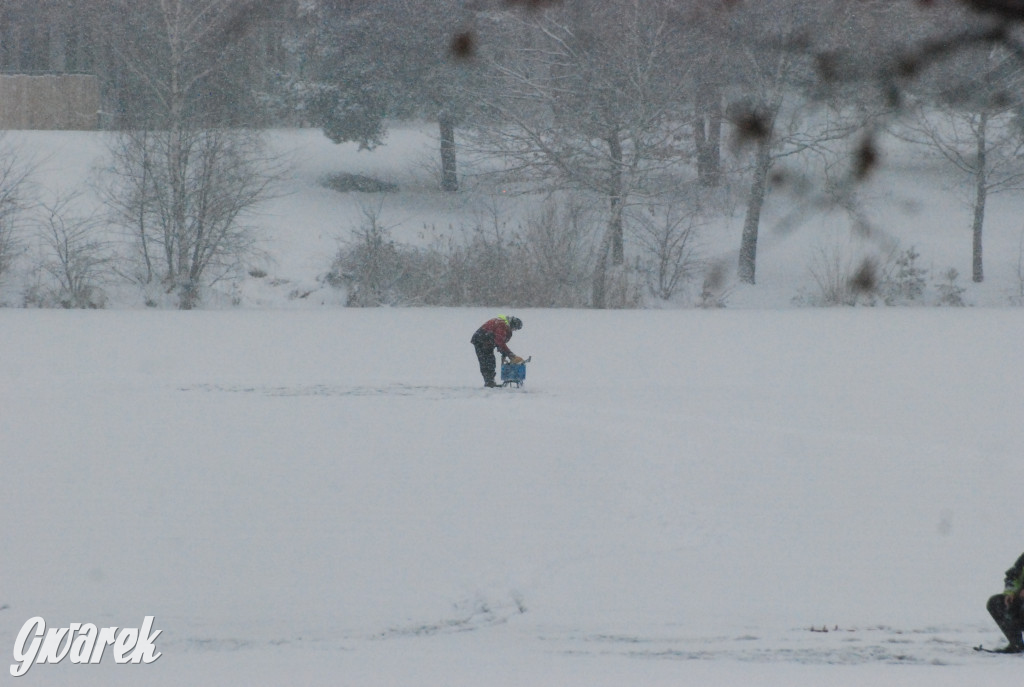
[3,306,1024,685]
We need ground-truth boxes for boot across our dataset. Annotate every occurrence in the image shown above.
[988,594,1024,653]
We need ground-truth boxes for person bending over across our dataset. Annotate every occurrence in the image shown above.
[470,315,523,387]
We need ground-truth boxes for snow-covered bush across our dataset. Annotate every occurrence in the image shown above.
[512,198,598,307]
[801,242,877,307]
[327,207,410,306]
[880,247,927,305]
[327,197,619,308]
[935,268,967,307]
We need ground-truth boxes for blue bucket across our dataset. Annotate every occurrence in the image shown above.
[500,362,527,386]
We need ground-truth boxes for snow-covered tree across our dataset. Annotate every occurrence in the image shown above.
[290,0,477,191]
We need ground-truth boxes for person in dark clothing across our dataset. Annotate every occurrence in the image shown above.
[470,315,523,387]
[987,551,1024,653]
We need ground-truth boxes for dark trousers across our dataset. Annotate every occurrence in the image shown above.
[471,330,496,383]
[987,594,1024,648]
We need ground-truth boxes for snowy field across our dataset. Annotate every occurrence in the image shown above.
[4,307,1024,685]
[4,125,1024,685]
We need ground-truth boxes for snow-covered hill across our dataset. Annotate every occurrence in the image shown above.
[6,123,1024,310]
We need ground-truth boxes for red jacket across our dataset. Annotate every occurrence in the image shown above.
[474,317,515,357]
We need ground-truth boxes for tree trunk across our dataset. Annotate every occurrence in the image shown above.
[439,110,458,192]
[138,133,154,284]
[972,110,987,283]
[737,134,773,284]
[694,83,722,187]
[592,128,627,308]
[591,224,615,309]
[607,128,624,264]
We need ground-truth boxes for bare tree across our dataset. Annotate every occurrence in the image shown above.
[904,107,1024,283]
[106,0,276,127]
[0,137,36,289]
[898,43,1024,283]
[673,3,736,190]
[104,127,283,308]
[102,0,285,308]
[34,193,111,308]
[632,204,702,301]
[469,0,691,306]
[718,0,886,284]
